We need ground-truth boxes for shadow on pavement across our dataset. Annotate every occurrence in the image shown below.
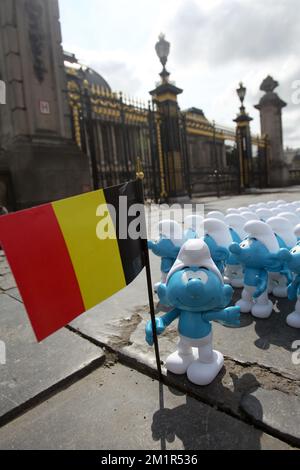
[253,297,299,352]
[226,289,298,353]
[151,373,263,450]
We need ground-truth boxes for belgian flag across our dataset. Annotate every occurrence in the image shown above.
[0,181,146,341]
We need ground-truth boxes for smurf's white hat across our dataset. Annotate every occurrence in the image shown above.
[271,208,282,215]
[294,224,300,239]
[256,208,273,222]
[292,201,300,208]
[278,204,288,211]
[158,220,183,247]
[285,204,297,212]
[266,217,297,249]
[225,214,247,240]
[244,220,279,253]
[278,212,299,228]
[226,208,239,214]
[204,218,232,248]
[207,211,225,221]
[167,239,223,283]
[256,202,268,208]
[184,215,204,235]
[240,211,259,222]
[238,207,249,213]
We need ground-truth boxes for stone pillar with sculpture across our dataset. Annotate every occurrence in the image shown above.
[0,0,90,209]
[255,76,289,187]
[149,34,189,202]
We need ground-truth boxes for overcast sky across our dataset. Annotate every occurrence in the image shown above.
[59,0,300,148]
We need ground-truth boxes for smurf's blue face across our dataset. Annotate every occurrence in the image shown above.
[160,266,233,312]
[231,238,271,269]
[287,244,300,273]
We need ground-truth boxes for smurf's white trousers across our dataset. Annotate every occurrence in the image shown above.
[177,333,214,363]
[165,333,224,386]
[236,285,273,319]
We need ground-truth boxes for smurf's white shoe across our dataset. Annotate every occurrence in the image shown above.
[186,351,224,386]
[251,300,273,319]
[286,311,300,329]
[236,298,253,313]
[165,349,198,375]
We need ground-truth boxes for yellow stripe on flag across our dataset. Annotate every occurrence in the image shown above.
[52,189,126,311]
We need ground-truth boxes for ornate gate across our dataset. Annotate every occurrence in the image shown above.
[67,75,269,201]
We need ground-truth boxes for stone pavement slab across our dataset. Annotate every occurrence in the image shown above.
[241,388,300,447]
[0,363,291,450]
[0,293,105,425]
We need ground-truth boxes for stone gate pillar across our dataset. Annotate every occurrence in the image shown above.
[150,34,189,202]
[0,0,90,209]
[255,76,289,187]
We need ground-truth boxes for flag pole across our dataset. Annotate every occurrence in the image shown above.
[136,158,163,382]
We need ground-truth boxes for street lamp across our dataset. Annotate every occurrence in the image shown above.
[236,82,246,112]
[155,33,170,83]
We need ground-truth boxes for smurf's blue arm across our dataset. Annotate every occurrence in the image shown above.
[147,240,160,256]
[160,308,181,326]
[145,309,181,346]
[203,306,240,326]
[253,269,268,298]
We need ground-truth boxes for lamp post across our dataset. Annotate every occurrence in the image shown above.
[155,33,170,84]
[233,82,253,191]
[150,34,189,202]
[236,82,246,111]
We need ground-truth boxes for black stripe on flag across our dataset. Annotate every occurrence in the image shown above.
[103,180,146,285]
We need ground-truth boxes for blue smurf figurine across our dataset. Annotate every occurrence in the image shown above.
[145,239,240,386]
[229,220,282,319]
[279,244,300,328]
[266,217,296,298]
[203,218,232,275]
[148,220,183,286]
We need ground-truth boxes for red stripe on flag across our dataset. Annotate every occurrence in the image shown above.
[0,204,85,341]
